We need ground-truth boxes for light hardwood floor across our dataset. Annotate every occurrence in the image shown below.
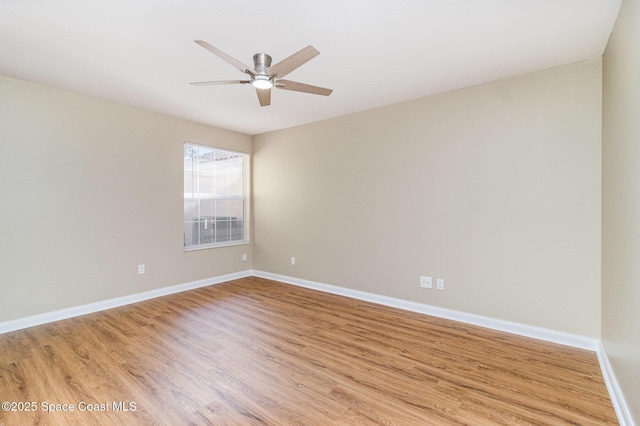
[0,277,617,425]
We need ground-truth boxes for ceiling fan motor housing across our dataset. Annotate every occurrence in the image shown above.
[253,53,272,75]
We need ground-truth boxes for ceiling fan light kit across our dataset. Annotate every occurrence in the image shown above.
[191,40,332,107]
[251,75,274,90]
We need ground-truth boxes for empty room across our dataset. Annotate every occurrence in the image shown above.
[0,0,638,425]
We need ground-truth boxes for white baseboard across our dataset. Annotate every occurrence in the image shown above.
[0,268,601,351]
[1,269,598,351]
[252,270,599,351]
[0,270,252,334]
[597,341,635,426]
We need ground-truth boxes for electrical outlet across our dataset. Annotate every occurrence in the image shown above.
[420,276,432,288]
[436,278,444,290]
[242,253,248,262]
[290,256,296,266]
[138,264,145,275]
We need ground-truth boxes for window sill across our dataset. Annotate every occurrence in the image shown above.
[184,241,250,252]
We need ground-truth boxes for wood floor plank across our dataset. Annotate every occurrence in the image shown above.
[0,276,617,425]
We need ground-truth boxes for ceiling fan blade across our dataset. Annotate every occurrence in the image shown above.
[268,46,319,79]
[256,88,271,107]
[190,80,250,86]
[194,40,254,76]
[275,79,333,96]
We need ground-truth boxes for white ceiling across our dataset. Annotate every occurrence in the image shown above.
[0,0,621,135]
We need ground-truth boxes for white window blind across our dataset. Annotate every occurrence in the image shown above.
[184,143,248,249]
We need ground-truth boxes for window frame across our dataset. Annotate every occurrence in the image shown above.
[183,142,250,251]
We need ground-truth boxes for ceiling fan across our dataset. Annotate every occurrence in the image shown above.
[190,40,333,107]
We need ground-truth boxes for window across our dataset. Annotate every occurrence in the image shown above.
[184,143,248,249]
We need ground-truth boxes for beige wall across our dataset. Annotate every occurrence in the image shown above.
[253,59,602,337]
[602,0,640,421]
[0,76,252,322]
